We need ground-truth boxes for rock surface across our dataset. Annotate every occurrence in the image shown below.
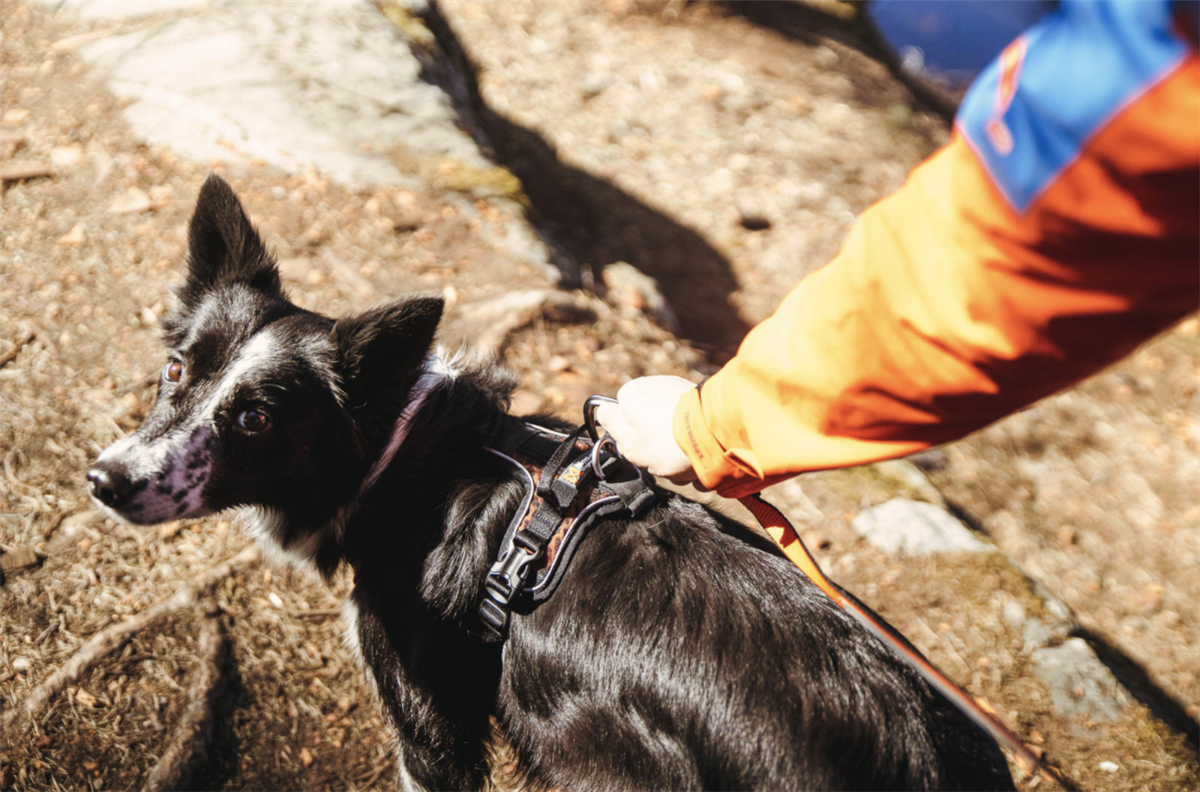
[53,0,207,20]
[72,0,490,188]
[1032,638,1130,726]
[851,497,988,555]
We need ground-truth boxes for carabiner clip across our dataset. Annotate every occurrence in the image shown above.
[583,394,618,443]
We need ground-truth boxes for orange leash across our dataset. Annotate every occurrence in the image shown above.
[739,494,1073,789]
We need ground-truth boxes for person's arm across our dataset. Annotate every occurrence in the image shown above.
[663,1,1199,498]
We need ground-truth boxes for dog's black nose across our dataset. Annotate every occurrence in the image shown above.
[87,464,134,508]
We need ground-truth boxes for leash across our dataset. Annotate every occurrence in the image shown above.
[584,395,1073,789]
[739,494,1072,788]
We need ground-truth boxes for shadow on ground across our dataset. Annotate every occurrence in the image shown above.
[1075,626,1200,750]
[723,0,962,121]
[417,0,753,362]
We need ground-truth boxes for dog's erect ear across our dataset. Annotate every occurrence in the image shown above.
[332,296,444,405]
[181,174,281,304]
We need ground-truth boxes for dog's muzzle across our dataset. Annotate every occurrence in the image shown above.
[86,462,137,509]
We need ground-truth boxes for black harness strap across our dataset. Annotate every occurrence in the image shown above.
[518,426,590,551]
[478,417,656,641]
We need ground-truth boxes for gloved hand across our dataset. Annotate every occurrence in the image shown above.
[595,375,700,484]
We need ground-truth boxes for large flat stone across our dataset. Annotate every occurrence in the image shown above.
[51,0,208,20]
[851,497,988,556]
[69,0,491,187]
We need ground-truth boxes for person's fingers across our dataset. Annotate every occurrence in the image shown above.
[595,376,696,478]
[596,400,653,466]
[594,402,629,443]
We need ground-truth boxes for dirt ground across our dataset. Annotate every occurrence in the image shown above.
[1,1,1196,791]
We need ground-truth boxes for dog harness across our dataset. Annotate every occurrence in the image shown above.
[478,397,656,642]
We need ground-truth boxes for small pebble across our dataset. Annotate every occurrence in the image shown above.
[50,145,84,167]
[738,212,771,231]
[1098,761,1119,773]
[56,223,86,246]
[3,108,31,125]
[107,187,152,215]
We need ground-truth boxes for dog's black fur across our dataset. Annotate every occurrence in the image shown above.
[89,175,1015,791]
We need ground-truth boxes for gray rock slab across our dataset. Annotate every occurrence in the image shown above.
[66,0,493,187]
[1032,637,1129,724]
[49,0,208,20]
[1021,617,1053,652]
[851,497,988,556]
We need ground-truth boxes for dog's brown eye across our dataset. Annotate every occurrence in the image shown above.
[236,408,272,433]
[163,361,183,383]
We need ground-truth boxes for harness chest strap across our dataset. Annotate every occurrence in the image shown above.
[478,422,655,640]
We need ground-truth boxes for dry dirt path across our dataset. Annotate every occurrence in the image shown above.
[0,1,1196,790]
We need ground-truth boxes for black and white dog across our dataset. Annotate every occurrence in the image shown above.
[88,175,1015,791]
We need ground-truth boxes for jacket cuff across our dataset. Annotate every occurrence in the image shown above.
[673,384,764,496]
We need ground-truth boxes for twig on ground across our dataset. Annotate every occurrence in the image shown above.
[1,544,260,735]
[457,289,577,355]
[285,607,343,619]
[0,161,52,184]
[355,760,390,790]
[4,447,41,498]
[36,620,60,645]
[0,328,35,368]
[40,510,70,540]
[141,613,230,792]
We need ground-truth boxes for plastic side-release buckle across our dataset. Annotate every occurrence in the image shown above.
[479,542,542,639]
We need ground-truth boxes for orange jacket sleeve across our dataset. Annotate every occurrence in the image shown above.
[675,3,1199,499]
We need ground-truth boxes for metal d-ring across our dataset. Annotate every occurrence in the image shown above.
[591,434,622,479]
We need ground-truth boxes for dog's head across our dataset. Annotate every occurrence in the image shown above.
[87,174,443,533]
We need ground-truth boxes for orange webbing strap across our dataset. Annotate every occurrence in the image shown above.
[739,494,1073,789]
